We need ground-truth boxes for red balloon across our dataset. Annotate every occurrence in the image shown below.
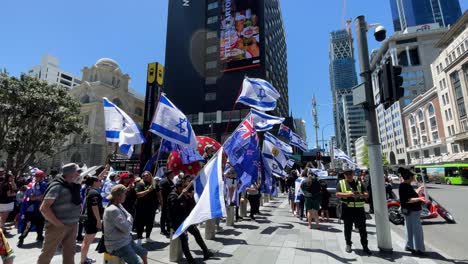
[166,136,222,176]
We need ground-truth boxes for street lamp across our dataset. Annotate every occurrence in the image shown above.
[321,123,334,151]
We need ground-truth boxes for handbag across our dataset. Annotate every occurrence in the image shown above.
[95,225,107,253]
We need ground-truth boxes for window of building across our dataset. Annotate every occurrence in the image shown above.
[409,115,415,125]
[414,152,420,159]
[409,48,420,66]
[432,131,439,140]
[452,144,460,153]
[207,16,218,24]
[206,45,217,54]
[206,61,217,69]
[205,92,216,101]
[458,101,466,118]
[134,107,143,116]
[424,150,429,158]
[434,147,441,156]
[206,31,217,39]
[417,110,423,121]
[80,95,90,104]
[205,76,217,85]
[207,1,218,10]
[429,116,437,130]
[203,112,217,124]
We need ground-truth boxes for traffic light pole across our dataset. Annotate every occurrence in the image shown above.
[355,15,393,252]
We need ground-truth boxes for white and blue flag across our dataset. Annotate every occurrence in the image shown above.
[173,147,226,239]
[262,138,288,178]
[150,95,197,148]
[334,148,358,166]
[103,97,146,157]
[286,159,295,168]
[290,132,308,152]
[237,78,280,111]
[251,109,285,131]
[265,132,292,155]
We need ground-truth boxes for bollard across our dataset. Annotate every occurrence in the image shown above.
[204,219,216,240]
[226,206,235,226]
[103,253,125,264]
[169,230,183,262]
[240,198,247,217]
[259,195,264,206]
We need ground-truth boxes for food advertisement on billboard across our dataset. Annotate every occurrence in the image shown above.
[426,167,444,182]
[220,0,260,72]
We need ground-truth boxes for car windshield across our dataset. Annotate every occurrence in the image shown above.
[320,179,338,189]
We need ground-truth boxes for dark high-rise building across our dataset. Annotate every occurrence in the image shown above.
[329,28,365,158]
[163,0,288,141]
[390,0,462,32]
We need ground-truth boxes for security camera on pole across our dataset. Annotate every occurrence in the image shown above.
[354,15,393,252]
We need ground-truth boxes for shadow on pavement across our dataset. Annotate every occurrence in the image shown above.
[421,220,450,225]
[295,248,357,263]
[362,249,468,264]
[191,250,233,263]
[213,237,248,246]
[296,222,342,233]
[255,219,272,224]
[234,224,259,230]
[143,241,169,251]
[219,229,242,236]
[18,240,43,249]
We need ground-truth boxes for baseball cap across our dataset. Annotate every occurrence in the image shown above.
[62,163,81,175]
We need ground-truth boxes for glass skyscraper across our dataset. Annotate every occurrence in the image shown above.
[329,29,365,159]
[391,0,462,32]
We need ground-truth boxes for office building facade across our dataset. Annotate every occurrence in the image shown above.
[390,0,462,32]
[27,54,81,90]
[371,28,447,165]
[163,0,288,142]
[329,28,365,159]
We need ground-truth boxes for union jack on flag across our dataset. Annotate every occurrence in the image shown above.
[278,124,292,139]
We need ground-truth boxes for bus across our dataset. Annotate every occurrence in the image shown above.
[415,163,468,185]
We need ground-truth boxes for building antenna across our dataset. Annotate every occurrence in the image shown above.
[312,95,319,149]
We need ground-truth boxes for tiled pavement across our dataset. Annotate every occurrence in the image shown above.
[8,195,460,264]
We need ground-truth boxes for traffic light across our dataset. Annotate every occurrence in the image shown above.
[378,57,404,108]
[316,151,321,160]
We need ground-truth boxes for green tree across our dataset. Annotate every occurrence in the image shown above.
[0,71,84,175]
[360,143,390,167]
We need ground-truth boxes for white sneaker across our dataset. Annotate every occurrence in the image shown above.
[136,239,142,245]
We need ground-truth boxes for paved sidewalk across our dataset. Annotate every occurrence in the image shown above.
[8,195,462,263]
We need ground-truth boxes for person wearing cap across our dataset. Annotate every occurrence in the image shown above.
[398,167,427,256]
[103,184,148,264]
[37,163,82,264]
[17,170,47,247]
[168,177,214,264]
[202,145,215,164]
[134,171,161,245]
[336,168,371,255]
[101,172,119,208]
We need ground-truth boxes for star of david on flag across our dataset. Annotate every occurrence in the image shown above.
[149,95,197,148]
[103,97,146,157]
[251,109,285,131]
[290,132,309,152]
[236,78,281,111]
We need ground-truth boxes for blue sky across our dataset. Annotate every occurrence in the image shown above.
[1,0,466,148]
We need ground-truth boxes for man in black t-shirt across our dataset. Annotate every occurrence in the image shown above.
[159,170,174,237]
[134,171,162,244]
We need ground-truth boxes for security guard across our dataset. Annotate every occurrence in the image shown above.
[336,168,372,255]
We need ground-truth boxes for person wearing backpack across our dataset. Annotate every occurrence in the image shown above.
[301,172,322,229]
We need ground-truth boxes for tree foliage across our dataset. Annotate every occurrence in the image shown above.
[0,71,84,175]
[361,143,389,168]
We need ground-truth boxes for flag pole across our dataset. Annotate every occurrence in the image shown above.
[152,139,164,176]
[223,77,246,142]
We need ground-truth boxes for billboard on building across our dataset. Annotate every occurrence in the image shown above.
[220,0,260,72]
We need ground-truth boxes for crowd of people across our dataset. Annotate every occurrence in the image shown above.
[0,157,429,263]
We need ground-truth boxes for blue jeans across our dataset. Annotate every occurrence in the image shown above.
[404,210,425,252]
[112,241,147,264]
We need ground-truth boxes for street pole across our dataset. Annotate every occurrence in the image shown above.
[321,123,334,150]
[312,96,319,149]
[355,15,393,251]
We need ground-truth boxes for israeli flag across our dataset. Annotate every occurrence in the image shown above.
[286,159,295,168]
[290,132,308,152]
[237,78,280,111]
[173,147,226,239]
[150,95,197,148]
[103,97,146,157]
[251,109,285,131]
[334,148,358,166]
[264,132,292,155]
[262,139,288,177]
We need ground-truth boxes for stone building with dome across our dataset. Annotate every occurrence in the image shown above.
[50,58,145,167]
